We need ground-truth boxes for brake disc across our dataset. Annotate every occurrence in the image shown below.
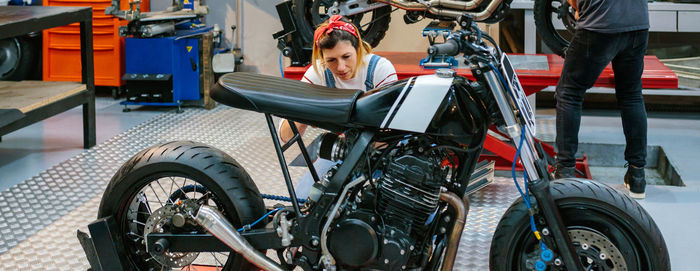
[144,204,199,268]
[569,229,628,271]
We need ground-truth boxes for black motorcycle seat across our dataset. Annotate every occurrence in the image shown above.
[211,72,363,124]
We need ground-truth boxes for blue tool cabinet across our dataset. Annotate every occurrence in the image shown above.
[122,27,211,111]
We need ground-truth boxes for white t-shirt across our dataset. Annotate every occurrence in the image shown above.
[301,54,398,91]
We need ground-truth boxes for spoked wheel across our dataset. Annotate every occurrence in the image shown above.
[534,0,577,56]
[125,176,231,270]
[490,179,670,271]
[98,141,266,271]
[293,0,392,47]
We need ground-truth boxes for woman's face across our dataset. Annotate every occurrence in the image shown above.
[322,40,357,80]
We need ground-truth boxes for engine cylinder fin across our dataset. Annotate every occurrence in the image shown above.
[377,154,443,232]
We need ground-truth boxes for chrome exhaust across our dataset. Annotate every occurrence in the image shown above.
[374,0,483,11]
[195,205,284,271]
[428,0,504,20]
[439,192,470,271]
[374,0,503,20]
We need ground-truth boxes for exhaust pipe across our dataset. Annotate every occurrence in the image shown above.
[374,0,503,20]
[374,0,484,11]
[439,192,470,271]
[195,205,284,271]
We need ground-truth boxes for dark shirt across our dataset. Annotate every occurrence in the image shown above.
[576,0,649,33]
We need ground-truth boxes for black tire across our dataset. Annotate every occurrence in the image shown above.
[0,36,36,81]
[534,0,577,57]
[98,141,266,270]
[490,179,670,271]
[293,0,392,48]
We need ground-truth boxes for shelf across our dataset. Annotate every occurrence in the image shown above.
[0,81,86,113]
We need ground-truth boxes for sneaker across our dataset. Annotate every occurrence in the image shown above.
[553,164,576,179]
[624,165,646,199]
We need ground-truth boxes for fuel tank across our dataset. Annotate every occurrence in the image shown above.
[351,74,490,144]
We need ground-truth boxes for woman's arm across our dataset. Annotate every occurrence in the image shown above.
[279,120,308,143]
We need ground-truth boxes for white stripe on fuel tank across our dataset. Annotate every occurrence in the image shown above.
[380,77,415,128]
[387,74,453,133]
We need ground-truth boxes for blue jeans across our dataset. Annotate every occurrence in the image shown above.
[555,29,649,168]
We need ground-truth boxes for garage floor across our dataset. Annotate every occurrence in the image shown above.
[0,96,698,270]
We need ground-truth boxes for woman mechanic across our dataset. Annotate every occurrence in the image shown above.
[279,15,398,197]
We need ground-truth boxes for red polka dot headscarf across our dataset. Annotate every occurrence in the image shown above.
[313,15,359,46]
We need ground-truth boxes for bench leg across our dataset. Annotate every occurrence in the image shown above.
[83,98,96,149]
[80,18,96,149]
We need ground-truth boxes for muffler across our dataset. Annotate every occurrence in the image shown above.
[195,205,284,271]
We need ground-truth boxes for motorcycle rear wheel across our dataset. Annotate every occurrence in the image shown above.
[534,0,576,56]
[98,141,267,271]
[490,179,670,271]
[293,0,392,47]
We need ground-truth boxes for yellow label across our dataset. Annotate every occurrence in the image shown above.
[186,46,192,52]
[184,0,190,3]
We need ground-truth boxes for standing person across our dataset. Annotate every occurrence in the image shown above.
[552,0,650,199]
[280,15,398,197]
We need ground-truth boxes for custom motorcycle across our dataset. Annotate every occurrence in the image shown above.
[91,15,668,271]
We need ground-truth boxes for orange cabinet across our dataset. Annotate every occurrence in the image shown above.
[43,0,149,87]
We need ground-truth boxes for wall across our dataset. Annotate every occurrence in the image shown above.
[374,12,431,52]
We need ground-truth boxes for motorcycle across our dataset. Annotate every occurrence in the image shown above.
[92,15,668,271]
[276,0,573,67]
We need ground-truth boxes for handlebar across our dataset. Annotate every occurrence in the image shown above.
[428,39,460,57]
[426,20,501,63]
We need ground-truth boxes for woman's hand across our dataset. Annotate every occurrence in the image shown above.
[567,0,580,20]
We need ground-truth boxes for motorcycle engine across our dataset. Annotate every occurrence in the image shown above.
[328,140,446,270]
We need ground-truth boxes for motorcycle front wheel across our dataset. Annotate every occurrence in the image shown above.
[533,0,576,56]
[490,179,670,271]
[293,0,392,47]
[98,141,267,270]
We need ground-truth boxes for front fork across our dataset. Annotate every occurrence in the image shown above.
[479,66,584,270]
[529,160,584,271]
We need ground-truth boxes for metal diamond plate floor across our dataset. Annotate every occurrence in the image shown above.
[0,107,530,270]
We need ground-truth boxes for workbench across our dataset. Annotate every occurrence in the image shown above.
[0,6,95,149]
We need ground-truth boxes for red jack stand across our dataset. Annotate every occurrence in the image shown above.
[479,126,592,179]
